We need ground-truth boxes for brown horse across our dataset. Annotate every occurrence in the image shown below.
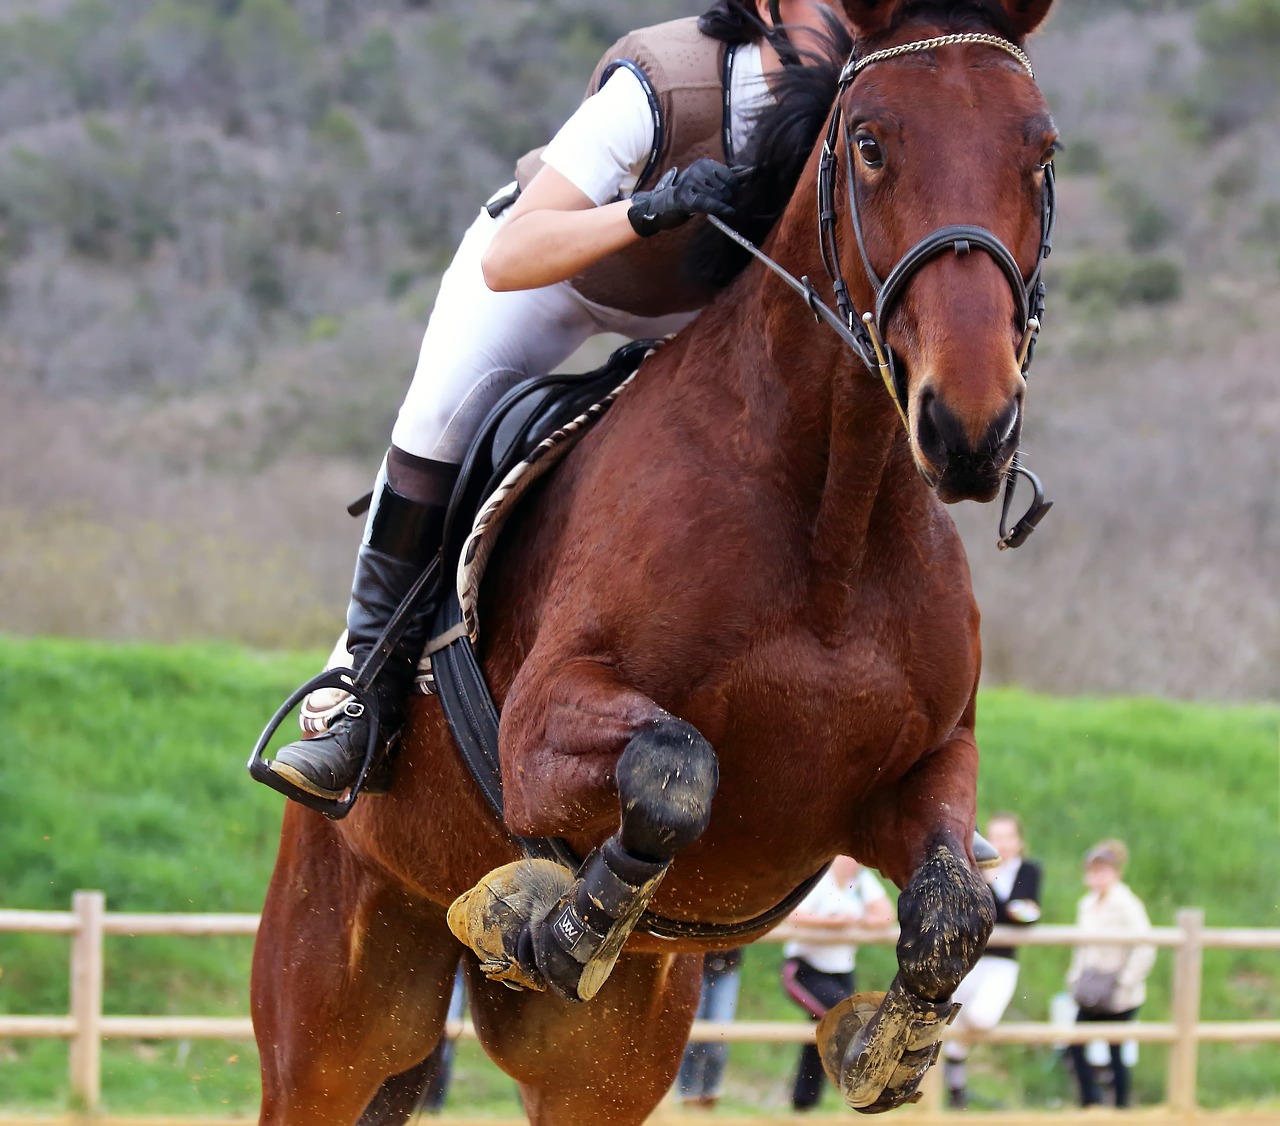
[251,0,1059,1121]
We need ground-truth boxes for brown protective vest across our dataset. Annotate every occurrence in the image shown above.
[514,18,733,319]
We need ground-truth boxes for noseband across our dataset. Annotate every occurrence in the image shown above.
[708,30,1056,548]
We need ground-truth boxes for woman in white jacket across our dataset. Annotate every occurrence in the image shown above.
[1065,840,1157,1108]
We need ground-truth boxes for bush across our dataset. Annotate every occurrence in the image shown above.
[1062,253,1183,308]
[1056,137,1104,177]
[341,27,413,131]
[1191,0,1280,133]
[1127,256,1183,304]
[1107,181,1176,252]
[1252,200,1280,244]
[310,106,368,170]
[1061,253,1133,306]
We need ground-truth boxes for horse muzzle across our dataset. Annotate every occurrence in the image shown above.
[913,390,1022,505]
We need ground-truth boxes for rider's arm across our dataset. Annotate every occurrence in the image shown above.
[481,66,652,293]
[480,169,640,292]
[481,65,735,292]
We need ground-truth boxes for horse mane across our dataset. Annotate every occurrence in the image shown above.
[685,9,852,291]
[685,2,1022,292]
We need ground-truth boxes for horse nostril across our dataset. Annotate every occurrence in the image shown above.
[915,391,966,466]
[985,399,1021,455]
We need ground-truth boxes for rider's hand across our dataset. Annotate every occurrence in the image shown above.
[627,158,737,238]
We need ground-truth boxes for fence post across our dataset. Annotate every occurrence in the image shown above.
[1167,907,1205,1115]
[69,890,106,1112]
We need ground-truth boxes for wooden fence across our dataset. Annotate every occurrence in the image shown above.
[1,894,1278,1119]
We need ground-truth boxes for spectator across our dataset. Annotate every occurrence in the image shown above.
[1065,840,1156,1109]
[944,812,1042,1109]
[677,948,744,1110]
[781,856,893,1112]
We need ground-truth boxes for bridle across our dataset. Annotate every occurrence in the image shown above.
[709,31,1057,549]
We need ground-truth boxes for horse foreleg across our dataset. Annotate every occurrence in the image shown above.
[820,702,996,1114]
[253,808,459,1125]
[448,660,719,1002]
[467,949,703,1126]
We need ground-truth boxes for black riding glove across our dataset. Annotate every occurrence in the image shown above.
[627,158,737,238]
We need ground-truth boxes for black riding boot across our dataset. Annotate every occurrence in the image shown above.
[269,462,453,801]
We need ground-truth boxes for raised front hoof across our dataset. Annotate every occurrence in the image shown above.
[817,981,957,1113]
[447,859,574,992]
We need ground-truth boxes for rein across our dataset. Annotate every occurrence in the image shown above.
[711,30,1057,549]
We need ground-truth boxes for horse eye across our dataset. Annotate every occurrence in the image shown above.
[856,135,884,169]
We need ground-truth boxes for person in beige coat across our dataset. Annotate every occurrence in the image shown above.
[1065,840,1157,1108]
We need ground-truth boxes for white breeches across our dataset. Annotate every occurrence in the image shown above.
[391,203,699,464]
[943,955,1021,1062]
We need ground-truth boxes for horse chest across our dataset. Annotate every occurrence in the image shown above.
[709,592,979,769]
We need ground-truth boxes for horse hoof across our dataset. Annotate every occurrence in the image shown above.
[816,979,957,1113]
[447,859,575,992]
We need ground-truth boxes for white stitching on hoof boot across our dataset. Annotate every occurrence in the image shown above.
[817,977,959,1114]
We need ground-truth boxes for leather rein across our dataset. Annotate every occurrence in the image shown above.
[709,30,1057,550]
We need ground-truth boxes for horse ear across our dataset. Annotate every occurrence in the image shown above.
[997,0,1054,38]
[838,0,903,37]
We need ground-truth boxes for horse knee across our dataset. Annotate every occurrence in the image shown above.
[616,719,718,863]
[896,842,995,1002]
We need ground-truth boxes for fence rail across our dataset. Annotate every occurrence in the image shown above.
[2,894,1278,1118]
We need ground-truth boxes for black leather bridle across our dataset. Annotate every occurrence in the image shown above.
[710,31,1057,548]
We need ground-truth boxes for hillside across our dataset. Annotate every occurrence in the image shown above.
[0,1,1277,701]
[0,637,1276,1113]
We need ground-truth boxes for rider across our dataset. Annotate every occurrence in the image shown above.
[266,1,840,803]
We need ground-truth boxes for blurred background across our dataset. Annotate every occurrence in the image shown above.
[0,0,1277,700]
[0,0,1277,1118]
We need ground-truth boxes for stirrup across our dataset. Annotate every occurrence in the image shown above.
[248,557,441,819]
[248,667,384,820]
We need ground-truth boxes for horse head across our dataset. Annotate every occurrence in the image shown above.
[837,0,1057,503]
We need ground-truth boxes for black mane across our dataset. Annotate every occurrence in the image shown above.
[685,10,852,291]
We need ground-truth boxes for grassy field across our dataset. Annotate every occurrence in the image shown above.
[0,636,1277,1116]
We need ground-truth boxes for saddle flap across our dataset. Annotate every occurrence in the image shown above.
[438,339,662,611]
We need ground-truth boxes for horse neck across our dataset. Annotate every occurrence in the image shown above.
[721,162,911,586]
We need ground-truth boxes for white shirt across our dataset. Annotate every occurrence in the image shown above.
[541,41,773,207]
[989,857,1021,902]
[783,867,890,974]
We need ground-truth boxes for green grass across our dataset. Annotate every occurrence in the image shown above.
[0,637,1277,1115]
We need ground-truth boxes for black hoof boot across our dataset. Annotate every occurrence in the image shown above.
[531,718,720,1002]
[531,835,670,1002]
